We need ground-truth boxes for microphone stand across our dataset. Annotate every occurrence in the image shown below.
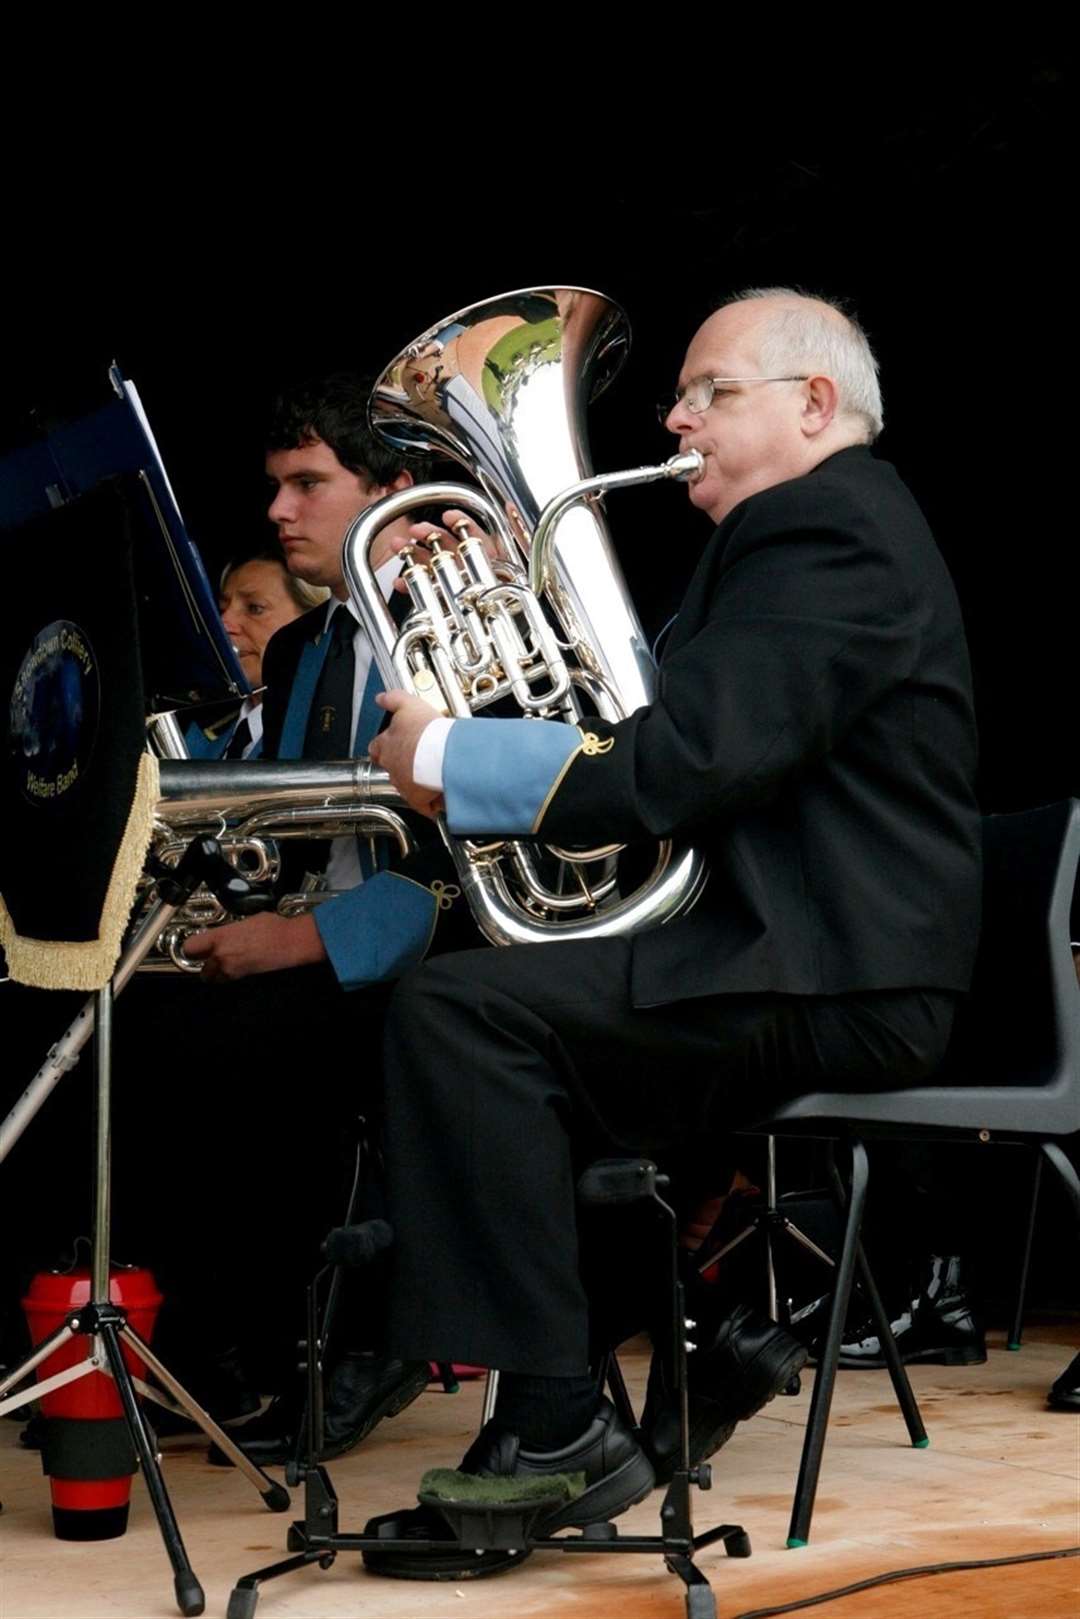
[0,838,290,1617]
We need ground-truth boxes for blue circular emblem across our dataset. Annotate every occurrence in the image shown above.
[9,619,100,806]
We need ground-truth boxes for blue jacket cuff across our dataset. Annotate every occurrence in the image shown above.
[443,718,581,836]
[314,871,438,992]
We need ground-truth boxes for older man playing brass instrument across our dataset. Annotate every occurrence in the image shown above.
[367,288,982,1537]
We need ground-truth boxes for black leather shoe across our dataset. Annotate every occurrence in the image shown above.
[642,1302,808,1485]
[360,1398,653,1581]
[457,1395,655,1532]
[18,1412,44,1450]
[1047,1350,1080,1411]
[322,1353,430,1460]
[207,1354,430,1467]
[832,1255,986,1369]
[206,1392,296,1466]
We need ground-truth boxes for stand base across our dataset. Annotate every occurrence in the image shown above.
[228,1462,749,1619]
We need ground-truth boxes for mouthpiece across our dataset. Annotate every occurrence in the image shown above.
[667,450,704,481]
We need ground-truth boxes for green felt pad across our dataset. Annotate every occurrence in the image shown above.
[418,1468,585,1506]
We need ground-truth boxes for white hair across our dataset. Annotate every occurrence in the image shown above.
[721,287,884,441]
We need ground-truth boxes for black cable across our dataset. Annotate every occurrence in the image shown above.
[729,1544,1080,1619]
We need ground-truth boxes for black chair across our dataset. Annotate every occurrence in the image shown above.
[746,799,1080,1548]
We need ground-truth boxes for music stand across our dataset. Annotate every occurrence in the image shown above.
[0,840,290,1617]
[0,468,286,1615]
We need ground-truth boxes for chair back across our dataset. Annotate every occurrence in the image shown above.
[756,799,1080,1137]
[965,799,1080,1093]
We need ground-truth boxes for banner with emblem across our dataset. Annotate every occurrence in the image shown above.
[1,477,159,989]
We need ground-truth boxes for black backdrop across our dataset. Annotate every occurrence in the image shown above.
[0,64,1076,1321]
[3,66,1072,816]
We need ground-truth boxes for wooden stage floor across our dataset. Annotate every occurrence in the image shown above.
[1,1325,1077,1619]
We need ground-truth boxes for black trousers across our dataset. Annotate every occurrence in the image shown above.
[107,967,390,1385]
[381,938,958,1376]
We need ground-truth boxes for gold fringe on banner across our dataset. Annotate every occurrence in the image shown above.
[0,752,161,991]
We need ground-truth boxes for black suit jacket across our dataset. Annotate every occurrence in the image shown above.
[261,604,336,762]
[541,446,982,1008]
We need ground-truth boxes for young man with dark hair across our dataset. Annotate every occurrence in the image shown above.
[177,373,480,1466]
[186,372,446,986]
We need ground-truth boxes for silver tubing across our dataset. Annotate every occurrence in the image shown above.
[0,1322,81,1415]
[766,1137,778,1322]
[481,1368,500,1426]
[785,1225,837,1268]
[92,983,113,1303]
[529,450,703,598]
[445,830,708,948]
[342,483,515,700]
[147,710,191,759]
[156,758,402,820]
[0,1354,100,1418]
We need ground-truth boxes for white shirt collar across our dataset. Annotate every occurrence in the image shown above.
[325,555,402,632]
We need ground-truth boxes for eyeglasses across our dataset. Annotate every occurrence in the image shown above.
[656,375,809,423]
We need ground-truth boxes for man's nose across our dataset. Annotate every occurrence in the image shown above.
[665,396,694,436]
[268,488,294,523]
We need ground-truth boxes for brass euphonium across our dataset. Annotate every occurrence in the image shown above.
[342,286,708,945]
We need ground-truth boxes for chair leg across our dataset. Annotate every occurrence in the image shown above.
[787,1140,870,1549]
[1008,1152,1044,1350]
[1041,1141,1080,1222]
[824,1157,926,1448]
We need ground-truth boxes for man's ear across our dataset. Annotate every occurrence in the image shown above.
[388,468,415,494]
[801,374,840,439]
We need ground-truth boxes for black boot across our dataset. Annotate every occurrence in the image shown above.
[835,1255,985,1369]
[1047,1350,1080,1411]
[207,1354,430,1467]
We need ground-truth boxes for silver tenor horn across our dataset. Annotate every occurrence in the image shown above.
[342,286,708,945]
[143,748,414,971]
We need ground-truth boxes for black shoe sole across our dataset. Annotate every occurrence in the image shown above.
[539,1446,657,1533]
[833,1344,987,1370]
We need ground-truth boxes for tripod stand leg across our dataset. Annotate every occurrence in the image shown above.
[119,1324,289,1510]
[0,1321,81,1416]
[98,1320,205,1618]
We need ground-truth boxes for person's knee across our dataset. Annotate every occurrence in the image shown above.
[388,951,484,1029]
